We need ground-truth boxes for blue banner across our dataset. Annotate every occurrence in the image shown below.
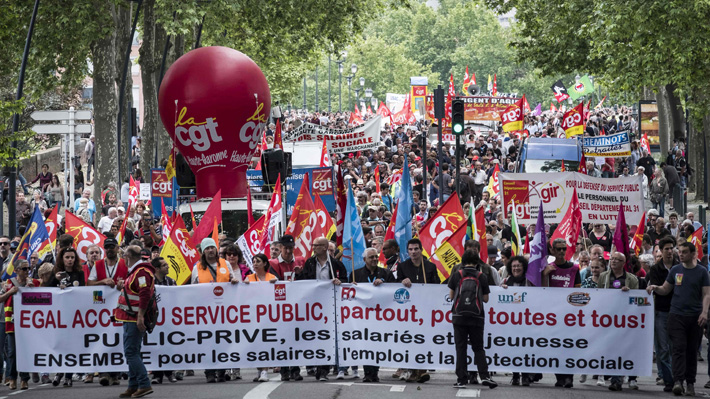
[151,168,179,219]
[582,131,631,158]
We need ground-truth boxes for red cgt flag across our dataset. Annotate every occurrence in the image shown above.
[273,121,283,150]
[191,189,222,244]
[688,227,704,261]
[549,188,582,261]
[629,212,646,256]
[501,97,524,132]
[578,153,588,174]
[65,211,107,262]
[418,194,466,280]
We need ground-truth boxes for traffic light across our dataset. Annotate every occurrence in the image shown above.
[451,98,465,134]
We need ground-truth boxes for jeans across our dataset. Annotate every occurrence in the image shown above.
[86,157,94,182]
[6,334,28,382]
[0,320,5,378]
[668,313,702,384]
[652,197,665,218]
[655,311,673,386]
[123,322,150,389]
[453,320,489,384]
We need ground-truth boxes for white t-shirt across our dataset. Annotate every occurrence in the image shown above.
[97,216,115,233]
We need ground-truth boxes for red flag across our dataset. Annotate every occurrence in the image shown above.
[378,202,398,267]
[367,105,373,115]
[549,188,582,261]
[501,97,524,132]
[348,110,364,126]
[237,215,266,265]
[320,136,331,167]
[462,66,471,95]
[689,227,704,260]
[523,231,530,255]
[65,212,107,262]
[475,206,488,261]
[419,194,466,279]
[522,94,531,115]
[192,189,223,244]
[258,175,282,255]
[629,212,646,256]
[471,72,477,85]
[583,99,591,123]
[641,133,651,155]
[373,165,381,193]
[159,198,173,246]
[492,74,498,97]
[45,204,59,250]
[377,101,392,117]
[550,103,557,112]
[314,193,336,240]
[578,153,588,174]
[117,201,131,245]
[562,102,585,137]
[391,95,416,126]
[595,96,607,110]
[162,216,200,285]
[561,161,566,172]
[285,174,318,258]
[273,121,283,150]
[129,175,139,207]
[335,170,347,247]
[189,204,197,231]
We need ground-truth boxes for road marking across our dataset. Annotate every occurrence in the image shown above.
[243,378,283,399]
[456,389,481,397]
[389,385,405,392]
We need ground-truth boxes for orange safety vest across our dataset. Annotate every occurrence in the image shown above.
[114,263,155,323]
[197,259,231,283]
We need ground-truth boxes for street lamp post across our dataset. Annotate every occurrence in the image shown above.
[302,76,307,111]
[328,55,331,112]
[365,88,372,113]
[337,62,343,112]
[346,76,353,111]
[350,64,358,111]
[356,77,365,110]
[315,66,319,112]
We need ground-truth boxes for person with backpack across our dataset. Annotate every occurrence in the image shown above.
[113,245,157,398]
[448,249,497,390]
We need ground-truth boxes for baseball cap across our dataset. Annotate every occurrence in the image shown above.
[488,246,498,256]
[278,235,296,247]
[200,237,217,252]
[140,248,151,260]
[104,238,119,248]
[151,246,161,253]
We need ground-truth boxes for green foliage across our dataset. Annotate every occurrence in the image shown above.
[0,99,36,167]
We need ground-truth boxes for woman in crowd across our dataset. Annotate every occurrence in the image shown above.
[589,223,612,252]
[30,189,48,214]
[51,247,85,289]
[47,175,64,209]
[223,244,250,281]
[244,253,278,383]
[500,256,534,386]
[581,258,605,289]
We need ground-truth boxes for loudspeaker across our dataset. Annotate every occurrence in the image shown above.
[175,153,196,187]
[260,149,292,187]
[467,84,481,96]
[434,87,445,119]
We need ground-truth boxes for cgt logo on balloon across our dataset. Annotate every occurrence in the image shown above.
[159,46,271,199]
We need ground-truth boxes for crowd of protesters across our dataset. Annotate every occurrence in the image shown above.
[0,103,707,396]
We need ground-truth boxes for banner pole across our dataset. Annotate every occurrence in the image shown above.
[350,236,355,283]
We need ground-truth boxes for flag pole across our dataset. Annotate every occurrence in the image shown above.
[350,236,355,283]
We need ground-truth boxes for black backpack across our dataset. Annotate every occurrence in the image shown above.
[453,268,483,317]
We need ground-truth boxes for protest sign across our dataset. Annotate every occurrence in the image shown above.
[283,116,382,153]
[499,172,645,224]
[582,131,631,158]
[336,284,653,376]
[16,282,336,372]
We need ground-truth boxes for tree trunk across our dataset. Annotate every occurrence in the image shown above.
[656,85,673,159]
[139,0,158,175]
[153,24,170,167]
[114,4,133,183]
[90,1,119,219]
[666,84,686,141]
[701,114,710,203]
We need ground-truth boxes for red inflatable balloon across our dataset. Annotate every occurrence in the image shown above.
[158,46,270,199]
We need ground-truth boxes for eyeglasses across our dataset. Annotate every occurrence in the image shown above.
[225,252,238,256]
[18,267,30,271]
[0,242,9,246]
[554,247,567,251]
[366,255,378,259]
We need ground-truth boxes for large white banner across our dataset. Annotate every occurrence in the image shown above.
[16,282,336,373]
[336,284,653,376]
[499,172,645,224]
[284,116,382,153]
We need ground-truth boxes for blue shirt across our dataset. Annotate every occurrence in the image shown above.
[666,264,710,316]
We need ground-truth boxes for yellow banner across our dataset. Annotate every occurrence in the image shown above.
[161,238,193,285]
[433,241,461,281]
[565,125,584,138]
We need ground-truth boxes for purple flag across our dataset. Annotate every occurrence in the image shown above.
[612,200,632,272]
[532,103,542,116]
[527,203,547,286]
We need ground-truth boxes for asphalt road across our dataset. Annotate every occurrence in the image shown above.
[10,363,709,399]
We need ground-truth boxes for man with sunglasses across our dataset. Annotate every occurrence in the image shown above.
[1,259,39,390]
[0,236,11,276]
[543,238,581,389]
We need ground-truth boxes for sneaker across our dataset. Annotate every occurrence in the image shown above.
[319,375,329,382]
[217,375,226,383]
[84,374,94,383]
[52,375,61,387]
[206,375,216,383]
[174,372,184,381]
[512,374,520,386]
[336,371,345,380]
[563,377,573,388]
[658,377,666,386]
[291,373,303,381]
[362,377,373,383]
[609,382,622,391]
[665,384,674,392]
[351,370,360,379]
[579,374,587,383]
[400,371,409,381]
[521,375,531,386]
[391,369,402,379]
[417,373,430,383]
[453,382,467,388]
[705,380,710,389]
[469,375,479,385]
[280,375,290,382]
[63,378,72,387]
[406,372,419,383]
[481,377,498,389]
[233,369,241,380]
[99,376,110,386]
[596,376,606,386]
[111,377,120,385]
[9,380,16,390]
[258,371,269,382]
[41,375,50,384]
[307,367,316,376]
[686,383,695,396]
[131,387,154,398]
[20,381,29,390]
[629,379,638,390]
[673,381,684,396]
[168,375,177,383]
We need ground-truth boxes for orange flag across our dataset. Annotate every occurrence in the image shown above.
[629,212,646,256]
[373,165,381,193]
[273,121,283,150]
[689,227,704,261]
